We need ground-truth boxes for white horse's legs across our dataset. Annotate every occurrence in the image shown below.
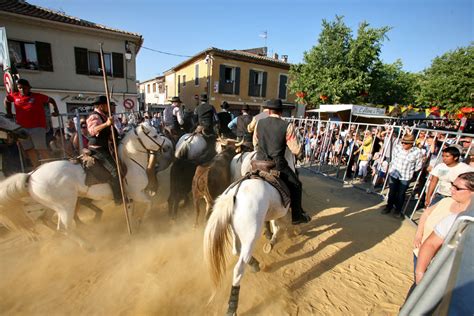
[230,227,240,256]
[226,220,262,316]
[56,201,94,251]
[263,220,280,254]
[127,190,151,227]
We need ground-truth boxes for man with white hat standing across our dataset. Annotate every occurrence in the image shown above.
[383,133,423,218]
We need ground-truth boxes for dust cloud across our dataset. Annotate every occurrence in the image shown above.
[0,169,414,315]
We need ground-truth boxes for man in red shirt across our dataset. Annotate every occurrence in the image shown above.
[4,79,59,168]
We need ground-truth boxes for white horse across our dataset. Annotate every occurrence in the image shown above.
[175,132,227,161]
[0,123,167,247]
[203,149,297,315]
[175,132,208,161]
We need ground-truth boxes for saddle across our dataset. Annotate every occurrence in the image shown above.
[251,160,276,173]
[70,149,127,186]
[229,160,291,208]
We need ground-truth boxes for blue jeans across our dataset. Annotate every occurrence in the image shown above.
[387,176,410,213]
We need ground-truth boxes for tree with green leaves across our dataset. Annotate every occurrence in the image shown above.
[289,16,391,107]
[417,44,474,112]
[368,60,421,106]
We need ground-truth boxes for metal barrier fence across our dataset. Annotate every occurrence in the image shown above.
[4,112,474,225]
[3,110,147,174]
[287,117,474,223]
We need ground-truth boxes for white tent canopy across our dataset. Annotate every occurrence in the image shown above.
[306,104,386,116]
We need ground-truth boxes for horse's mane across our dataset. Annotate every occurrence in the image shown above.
[175,137,190,159]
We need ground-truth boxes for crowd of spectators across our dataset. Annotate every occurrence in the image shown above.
[296,119,474,213]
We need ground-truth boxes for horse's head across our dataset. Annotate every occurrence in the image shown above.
[134,122,167,153]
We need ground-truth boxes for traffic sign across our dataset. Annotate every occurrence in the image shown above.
[123,98,135,110]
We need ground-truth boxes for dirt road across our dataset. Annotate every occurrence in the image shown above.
[0,168,415,315]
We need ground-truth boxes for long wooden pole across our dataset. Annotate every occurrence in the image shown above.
[99,43,132,235]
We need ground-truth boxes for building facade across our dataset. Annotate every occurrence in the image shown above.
[0,0,143,121]
[161,47,295,116]
[138,75,166,111]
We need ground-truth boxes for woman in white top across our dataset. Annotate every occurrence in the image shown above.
[415,172,474,285]
[424,146,473,207]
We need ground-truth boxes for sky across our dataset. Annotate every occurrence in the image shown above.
[30,0,473,82]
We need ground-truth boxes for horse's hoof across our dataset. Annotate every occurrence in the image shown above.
[263,242,273,254]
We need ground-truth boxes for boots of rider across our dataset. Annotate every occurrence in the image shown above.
[290,185,311,225]
[280,167,311,225]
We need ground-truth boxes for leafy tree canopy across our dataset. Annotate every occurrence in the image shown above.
[289,16,391,107]
[417,44,474,111]
[368,60,421,106]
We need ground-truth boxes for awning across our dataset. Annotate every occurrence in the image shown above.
[352,113,393,120]
[306,108,351,113]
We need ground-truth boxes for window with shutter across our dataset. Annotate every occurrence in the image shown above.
[278,74,288,99]
[234,67,240,95]
[248,70,256,97]
[218,64,225,93]
[36,42,53,72]
[261,72,267,98]
[74,47,89,75]
[249,70,265,97]
[112,52,124,78]
[178,75,181,93]
[9,40,38,70]
[183,75,186,87]
[220,65,236,94]
[88,52,101,75]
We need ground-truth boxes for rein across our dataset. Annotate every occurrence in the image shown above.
[133,125,165,154]
[128,125,165,171]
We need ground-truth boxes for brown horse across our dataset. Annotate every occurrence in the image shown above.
[191,145,237,227]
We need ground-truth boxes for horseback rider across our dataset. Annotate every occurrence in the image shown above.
[217,101,234,139]
[229,103,253,151]
[163,96,184,143]
[254,99,311,225]
[194,93,219,161]
[86,95,123,205]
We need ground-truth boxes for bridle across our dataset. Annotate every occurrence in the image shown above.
[128,124,166,171]
[133,124,165,154]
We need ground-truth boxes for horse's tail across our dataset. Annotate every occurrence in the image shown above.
[203,192,234,289]
[0,173,38,239]
[175,136,191,159]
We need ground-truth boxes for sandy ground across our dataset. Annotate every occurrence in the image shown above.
[0,168,416,315]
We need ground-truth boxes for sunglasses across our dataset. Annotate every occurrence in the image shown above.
[451,182,470,191]
[401,142,412,145]
[81,124,87,128]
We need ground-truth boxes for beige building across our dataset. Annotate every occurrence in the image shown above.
[0,0,143,119]
[164,47,295,116]
[138,75,166,111]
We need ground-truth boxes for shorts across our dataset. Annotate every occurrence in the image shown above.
[19,127,48,151]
